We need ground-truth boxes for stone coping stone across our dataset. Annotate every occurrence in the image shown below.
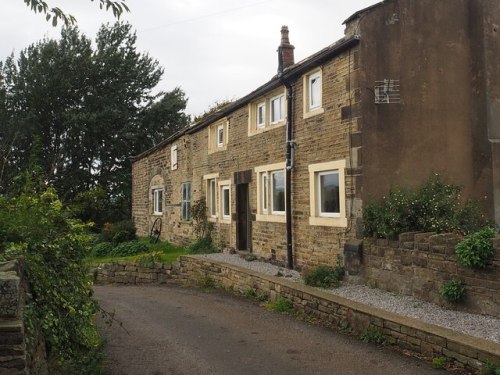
[181,255,500,364]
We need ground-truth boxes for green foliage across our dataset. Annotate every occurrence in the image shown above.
[245,254,257,262]
[190,198,214,239]
[439,280,466,303]
[455,227,496,269]
[23,0,129,26]
[100,220,137,244]
[111,240,148,257]
[483,361,500,375]
[192,272,216,289]
[265,298,294,313]
[0,23,189,223]
[187,236,218,254]
[257,292,269,302]
[136,251,162,268]
[0,190,101,373]
[360,326,386,345]
[92,242,115,258]
[244,288,257,298]
[303,264,345,288]
[363,175,489,239]
[431,357,447,369]
[338,320,352,334]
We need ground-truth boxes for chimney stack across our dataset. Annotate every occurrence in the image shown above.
[279,25,295,70]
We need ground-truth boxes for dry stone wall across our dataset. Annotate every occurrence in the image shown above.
[359,233,500,317]
[93,261,186,285]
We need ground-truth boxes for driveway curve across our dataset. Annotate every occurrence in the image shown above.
[95,284,442,375]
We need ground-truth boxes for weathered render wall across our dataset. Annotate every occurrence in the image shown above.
[350,0,496,220]
[358,233,500,317]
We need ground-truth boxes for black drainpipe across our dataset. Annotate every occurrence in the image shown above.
[278,47,294,270]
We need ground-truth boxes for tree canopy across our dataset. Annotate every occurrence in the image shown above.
[0,22,190,224]
[23,0,129,26]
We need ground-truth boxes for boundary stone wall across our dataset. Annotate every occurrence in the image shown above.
[359,233,500,317]
[177,255,500,372]
[93,261,186,285]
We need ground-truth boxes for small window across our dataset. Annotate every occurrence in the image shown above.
[271,170,285,214]
[171,145,178,170]
[317,171,340,217]
[221,185,230,220]
[309,71,321,109]
[153,188,163,215]
[261,173,268,213]
[208,178,217,217]
[181,182,191,221]
[256,102,266,128]
[217,124,224,147]
[270,94,284,124]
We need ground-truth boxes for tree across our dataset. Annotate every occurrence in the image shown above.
[23,0,129,26]
[0,23,190,224]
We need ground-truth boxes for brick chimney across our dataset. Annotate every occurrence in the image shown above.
[279,25,295,69]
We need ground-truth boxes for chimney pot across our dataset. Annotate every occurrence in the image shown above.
[279,25,295,69]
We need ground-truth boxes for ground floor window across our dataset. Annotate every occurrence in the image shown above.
[308,160,347,227]
[203,173,219,220]
[153,188,163,215]
[181,182,191,221]
[255,162,286,223]
[220,183,231,221]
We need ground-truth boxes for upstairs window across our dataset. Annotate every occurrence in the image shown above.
[256,102,266,128]
[217,124,224,147]
[270,94,285,124]
[303,68,324,118]
[248,88,286,136]
[208,120,228,153]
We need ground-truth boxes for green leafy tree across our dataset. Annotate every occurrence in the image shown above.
[0,23,189,222]
[23,0,129,26]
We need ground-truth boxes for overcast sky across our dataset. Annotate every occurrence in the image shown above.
[1,0,379,117]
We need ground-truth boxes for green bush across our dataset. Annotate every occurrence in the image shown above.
[455,227,496,269]
[100,220,137,243]
[0,190,101,373]
[265,298,294,313]
[483,361,500,375]
[431,357,447,369]
[363,175,488,239]
[439,280,466,303]
[92,242,115,258]
[303,264,345,288]
[187,236,218,254]
[360,326,386,345]
[110,240,148,257]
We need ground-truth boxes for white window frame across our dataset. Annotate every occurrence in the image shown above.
[181,182,191,221]
[203,173,219,220]
[308,160,347,227]
[217,124,224,147]
[255,162,286,223]
[270,94,284,124]
[303,68,324,118]
[153,188,163,215]
[256,102,266,128]
[219,181,231,223]
[270,170,285,215]
[317,171,340,217]
[171,145,178,171]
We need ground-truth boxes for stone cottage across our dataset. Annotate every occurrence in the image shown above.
[131,0,500,269]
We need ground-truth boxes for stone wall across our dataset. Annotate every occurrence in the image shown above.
[357,233,500,317]
[93,261,186,285]
[178,255,500,372]
[0,259,47,375]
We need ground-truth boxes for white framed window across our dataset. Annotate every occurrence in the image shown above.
[303,69,324,118]
[270,94,284,124]
[308,160,347,227]
[261,173,268,213]
[217,124,224,147]
[220,184,230,221]
[255,162,286,223]
[208,179,217,217]
[181,182,191,221]
[153,188,163,215]
[171,145,178,170]
[208,120,228,153]
[256,102,266,128]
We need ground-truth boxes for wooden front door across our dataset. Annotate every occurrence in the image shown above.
[236,183,250,250]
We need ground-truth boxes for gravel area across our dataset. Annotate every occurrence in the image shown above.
[198,253,500,344]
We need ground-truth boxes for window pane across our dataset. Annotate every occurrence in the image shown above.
[210,180,216,216]
[271,96,283,123]
[272,171,285,212]
[223,187,230,217]
[310,75,320,108]
[257,103,265,127]
[320,172,339,214]
[262,173,267,212]
[217,126,224,146]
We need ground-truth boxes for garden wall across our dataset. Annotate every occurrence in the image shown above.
[93,261,186,284]
[357,232,500,317]
[177,255,499,372]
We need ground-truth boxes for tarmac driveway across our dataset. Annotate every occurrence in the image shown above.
[94,284,442,375]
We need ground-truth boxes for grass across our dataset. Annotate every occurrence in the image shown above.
[87,237,187,264]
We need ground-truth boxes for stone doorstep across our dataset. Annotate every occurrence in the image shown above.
[180,255,500,369]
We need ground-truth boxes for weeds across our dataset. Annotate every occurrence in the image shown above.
[265,298,294,313]
[360,326,386,345]
[432,357,447,369]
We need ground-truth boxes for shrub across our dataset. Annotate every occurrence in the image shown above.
[110,240,148,257]
[265,298,294,313]
[244,288,257,298]
[100,220,137,244]
[136,251,163,268]
[432,357,447,369]
[257,292,269,302]
[483,361,500,375]
[187,236,218,254]
[439,280,466,303]
[360,326,386,345]
[363,175,488,239]
[303,264,345,288]
[455,227,496,269]
[245,254,257,262]
[92,242,115,258]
